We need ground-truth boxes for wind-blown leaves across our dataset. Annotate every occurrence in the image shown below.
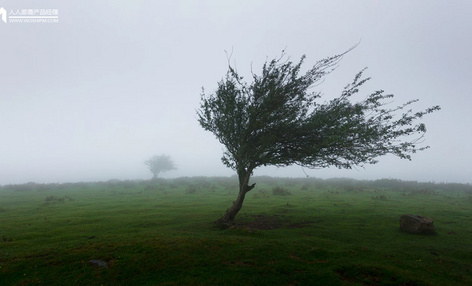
[197,50,440,173]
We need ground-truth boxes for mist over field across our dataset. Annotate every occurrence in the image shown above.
[1,1,471,185]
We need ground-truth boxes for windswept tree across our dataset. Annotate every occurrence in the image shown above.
[197,48,440,227]
[145,154,176,179]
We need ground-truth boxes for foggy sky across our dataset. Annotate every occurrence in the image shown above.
[1,0,471,185]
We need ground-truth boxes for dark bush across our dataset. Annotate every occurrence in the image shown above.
[272,186,291,196]
[1,235,13,242]
[44,195,73,204]
[186,186,197,194]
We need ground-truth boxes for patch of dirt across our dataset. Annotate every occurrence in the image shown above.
[234,215,314,230]
[246,215,282,230]
[222,259,256,266]
[286,221,314,228]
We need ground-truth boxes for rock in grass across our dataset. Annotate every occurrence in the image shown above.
[89,259,108,268]
[400,214,435,234]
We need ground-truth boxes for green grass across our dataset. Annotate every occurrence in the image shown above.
[1,177,472,285]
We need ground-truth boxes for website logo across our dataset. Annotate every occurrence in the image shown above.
[0,7,59,24]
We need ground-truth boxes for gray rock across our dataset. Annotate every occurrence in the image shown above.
[89,259,108,268]
[400,214,435,234]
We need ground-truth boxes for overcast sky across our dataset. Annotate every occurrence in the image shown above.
[1,0,471,185]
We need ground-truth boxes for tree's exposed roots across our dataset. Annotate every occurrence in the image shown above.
[214,217,234,229]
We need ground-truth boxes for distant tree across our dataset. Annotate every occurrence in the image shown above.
[197,48,440,227]
[145,155,176,179]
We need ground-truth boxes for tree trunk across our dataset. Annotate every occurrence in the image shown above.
[215,168,255,228]
[152,171,160,180]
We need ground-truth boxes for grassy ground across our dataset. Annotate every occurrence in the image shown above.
[1,177,472,285]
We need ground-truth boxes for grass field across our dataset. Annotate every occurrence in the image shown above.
[1,177,472,285]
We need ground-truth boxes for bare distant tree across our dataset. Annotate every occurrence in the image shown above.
[145,155,176,179]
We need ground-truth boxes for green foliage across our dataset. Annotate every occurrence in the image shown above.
[197,49,440,172]
[1,177,472,285]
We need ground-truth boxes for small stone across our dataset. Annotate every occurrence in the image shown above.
[400,214,435,234]
[89,259,108,268]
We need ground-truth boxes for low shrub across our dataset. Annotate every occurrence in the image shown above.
[272,186,291,196]
[186,186,197,194]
